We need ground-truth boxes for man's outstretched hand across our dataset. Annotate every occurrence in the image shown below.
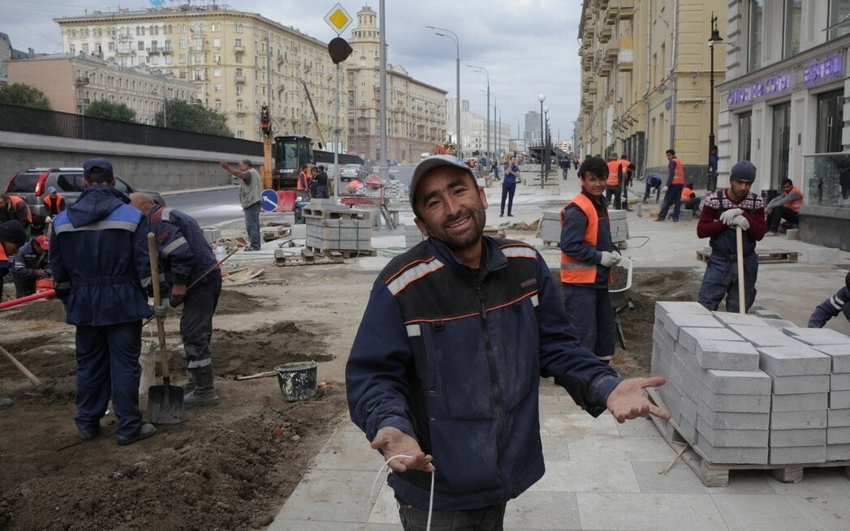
[372,427,435,473]
[606,376,671,423]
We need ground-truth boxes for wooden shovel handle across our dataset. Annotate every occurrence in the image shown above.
[148,233,170,379]
[736,226,746,315]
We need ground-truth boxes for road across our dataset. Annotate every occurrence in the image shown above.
[163,165,414,228]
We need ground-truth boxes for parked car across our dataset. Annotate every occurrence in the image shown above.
[420,152,431,161]
[338,164,367,182]
[5,167,165,225]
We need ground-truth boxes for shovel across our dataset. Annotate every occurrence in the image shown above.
[736,226,746,315]
[146,233,184,424]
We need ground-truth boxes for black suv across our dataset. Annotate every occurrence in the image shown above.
[5,167,165,222]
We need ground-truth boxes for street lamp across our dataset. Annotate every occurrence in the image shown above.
[544,106,549,181]
[481,89,497,160]
[427,26,461,158]
[538,93,545,188]
[708,14,723,191]
[468,64,490,160]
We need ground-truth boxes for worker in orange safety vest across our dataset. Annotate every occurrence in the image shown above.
[765,178,804,236]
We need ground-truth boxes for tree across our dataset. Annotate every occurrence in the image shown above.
[85,100,136,123]
[156,99,233,137]
[0,83,50,110]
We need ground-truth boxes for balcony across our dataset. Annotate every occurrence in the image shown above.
[604,41,620,64]
[618,0,636,20]
[234,45,245,54]
[116,48,136,55]
[598,24,612,44]
[617,36,634,71]
[146,47,162,55]
[598,61,612,76]
[234,75,246,84]
[161,46,173,55]
[235,108,247,115]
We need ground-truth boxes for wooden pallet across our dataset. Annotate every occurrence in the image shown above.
[647,388,850,487]
[304,246,376,259]
[274,248,345,267]
[695,249,800,264]
[302,207,371,221]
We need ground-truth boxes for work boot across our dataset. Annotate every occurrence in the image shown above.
[0,397,12,409]
[182,369,196,394]
[184,365,219,409]
[116,423,156,446]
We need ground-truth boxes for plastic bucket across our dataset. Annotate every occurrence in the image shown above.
[275,361,318,401]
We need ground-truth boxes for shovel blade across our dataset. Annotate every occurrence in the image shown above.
[148,382,185,424]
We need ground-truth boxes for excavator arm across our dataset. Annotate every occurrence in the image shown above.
[301,81,327,148]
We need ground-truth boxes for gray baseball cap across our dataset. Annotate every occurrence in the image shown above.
[409,155,475,206]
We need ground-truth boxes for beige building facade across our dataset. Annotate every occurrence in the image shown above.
[7,54,197,123]
[578,0,727,185]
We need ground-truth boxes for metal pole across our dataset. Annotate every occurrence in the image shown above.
[485,82,490,161]
[540,99,544,189]
[709,14,718,192]
[334,62,341,198]
[379,0,388,180]
[455,45,461,159]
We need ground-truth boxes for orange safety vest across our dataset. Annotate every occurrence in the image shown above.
[8,195,32,223]
[785,186,803,212]
[671,158,685,186]
[43,194,66,214]
[297,171,310,191]
[559,193,612,285]
[680,187,694,202]
[0,246,7,264]
[606,160,621,187]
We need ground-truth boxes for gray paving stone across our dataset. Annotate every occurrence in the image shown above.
[712,493,850,531]
[769,428,827,447]
[828,426,850,444]
[631,461,775,495]
[728,324,805,347]
[699,408,770,430]
[678,413,698,443]
[711,311,770,327]
[769,444,826,464]
[831,373,850,391]
[771,374,831,394]
[696,438,769,464]
[761,318,798,330]
[826,443,850,461]
[701,369,771,395]
[693,338,761,371]
[782,326,850,346]
[771,409,828,429]
[828,408,850,427]
[503,491,581,530]
[752,308,784,319]
[656,300,712,316]
[697,417,769,447]
[831,390,850,409]
[756,345,832,376]
[697,388,771,413]
[679,327,745,354]
[653,323,676,346]
[771,392,828,412]
[680,392,698,426]
[813,343,850,373]
[576,492,729,531]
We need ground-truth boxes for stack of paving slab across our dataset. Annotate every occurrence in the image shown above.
[539,210,564,245]
[404,224,426,249]
[303,204,372,252]
[608,209,629,245]
[651,301,850,468]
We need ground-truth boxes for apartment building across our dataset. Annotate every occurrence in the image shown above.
[717,0,850,249]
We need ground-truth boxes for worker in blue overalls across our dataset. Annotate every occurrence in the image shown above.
[130,193,222,408]
[50,158,156,445]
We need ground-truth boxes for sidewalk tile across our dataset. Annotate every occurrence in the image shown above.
[568,434,677,462]
[576,492,729,531]
[528,459,640,493]
[505,491,581,530]
[630,462,773,495]
[711,494,850,531]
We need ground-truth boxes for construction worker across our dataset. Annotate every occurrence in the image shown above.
[130,192,221,408]
[681,183,701,218]
[809,271,850,328]
[765,178,804,236]
[12,235,51,298]
[297,164,313,202]
[656,149,686,222]
[0,193,32,233]
[560,156,622,363]
[43,187,67,217]
[219,160,262,251]
[619,155,634,211]
[643,174,663,203]
[605,153,623,210]
[50,158,156,445]
[0,220,26,302]
[697,161,766,313]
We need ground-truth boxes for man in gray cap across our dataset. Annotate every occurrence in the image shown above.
[346,155,669,528]
[696,160,767,312]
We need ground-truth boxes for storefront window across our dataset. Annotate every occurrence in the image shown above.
[748,0,763,72]
[783,0,802,58]
[816,89,845,154]
[771,103,791,190]
[738,112,752,162]
[829,0,850,41]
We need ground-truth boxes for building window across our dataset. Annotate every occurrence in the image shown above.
[213,38,221,48]
[138,41,145,51]
[234,23,244,33]
[178,24,186,34]
[194,68,203,81]
[215,99,222,109]
[69,44,76,54]
[137,26,145,36]
[829,0,850,40]
[165,56,172,65]
[213,68,221,77]
[236,85,243,95]
[179,54,186,63]
[783,0,802,58]
[82,43,89,53]
[235,54,242,64]
[179,38,187,49]
[771,102,791,189]
[108,42,115,52]
[738,112,752,162]
[817,89,845,154]
[237,116,245,124]
[214,83,222,92]
[748,0,763,72]
[236,99,244,110]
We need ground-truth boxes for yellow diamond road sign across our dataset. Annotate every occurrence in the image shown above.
[324,3,352,35]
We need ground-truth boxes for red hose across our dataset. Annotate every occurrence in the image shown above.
[0,289,56,310]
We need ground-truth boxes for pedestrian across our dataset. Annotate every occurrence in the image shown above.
[681,183,701,217]
[50,158,156,445]
[346,154,669,527]
[129,193,222,408]
[656,149,686,222]
[0,193,32,233]
[697,161,766,313]
[808,271,850,328]
[708,145,719,192]
[560,157,571,179]
[501,155,521,217]
[491,159,500,181]
[573,156,580,170]
[560,156,622,363]
[643,174,663,203]
[219,160,262,251]
[313,165,330,199]
[765,178,803,236]
[12,235,50,298]
[604,154,624,210]
[0,220,26,301]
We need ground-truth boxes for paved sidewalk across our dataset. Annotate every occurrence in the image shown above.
[266,169,850,530]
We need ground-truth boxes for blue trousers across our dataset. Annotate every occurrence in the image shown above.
[180,274,222,369]
[243,202,261,250]
[698,253,758,313]
[399,501,507,531]
[562,284,616,360]
[75,320,144,440]
[500,181,516,215]
[658,184,683,221]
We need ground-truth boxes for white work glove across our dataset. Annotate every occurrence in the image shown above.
[730,215,750,230]
[600,251,622,268]
[719,208,743,226]
[153,304,170,319]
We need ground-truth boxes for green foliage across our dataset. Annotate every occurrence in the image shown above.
[0,83,50,110]
[156,99,233,137]
[85,100,136,122]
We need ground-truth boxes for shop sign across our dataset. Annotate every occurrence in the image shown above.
[803,53,843,87]
[727,71,793,107]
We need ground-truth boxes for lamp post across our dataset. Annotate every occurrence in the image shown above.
[708,14,723,191]
[481,89,497,160]
[544,106,549,182]
[468,65,489,161]
[538,93,545,188]
[427,26,461,158]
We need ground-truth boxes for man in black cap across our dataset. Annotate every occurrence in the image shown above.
[346,154,669,528]
[50,157,156,445]
[696,161,767,312]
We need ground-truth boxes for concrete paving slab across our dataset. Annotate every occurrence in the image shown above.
[504,491,581,530]
[769,373,831,394]
[756,345,832,376]
[782,326,850,345]
[528,459,640,493]
[538,394,585,415]
[576,492,729,531]
[764,467,850,495]
[312,428,385,471]
[616,417,659,437]
[367,484,401,525]
[540,412,620,438]
[567,434,677,462]
[711,494,850,531]
[702,369,772,395]
[813,343,850,373]
[629,462,774,495]
[271,469,378,525]
[540,435,571,461]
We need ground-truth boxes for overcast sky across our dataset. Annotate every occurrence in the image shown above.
[1,0,582,141]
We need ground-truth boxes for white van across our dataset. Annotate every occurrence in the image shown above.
[420,152,431,160]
